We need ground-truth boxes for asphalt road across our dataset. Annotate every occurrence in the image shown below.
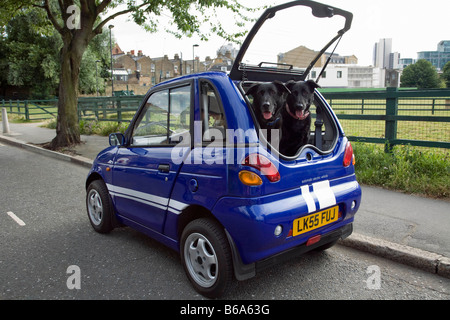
[1,143,449,301]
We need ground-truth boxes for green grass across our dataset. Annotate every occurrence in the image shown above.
[353,142,450,199]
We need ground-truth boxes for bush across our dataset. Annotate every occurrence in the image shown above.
[79,119,128,135]
[353,142,450,199]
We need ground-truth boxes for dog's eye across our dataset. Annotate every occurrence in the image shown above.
[302,91,309,97]
[269,90,275,95]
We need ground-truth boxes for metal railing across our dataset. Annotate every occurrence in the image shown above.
[320,88,450,151]
[3,88,450,151]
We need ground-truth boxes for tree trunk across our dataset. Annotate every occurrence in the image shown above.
[50,38,84,149]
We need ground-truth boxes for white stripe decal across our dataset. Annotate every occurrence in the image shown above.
[106,184,186,215]
[313,180,337,210]
[107,184,169,207]
[109,192,167,211]
[168,199,187,211]
[301,185,317,213]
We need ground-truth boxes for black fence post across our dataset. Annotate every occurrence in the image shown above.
[117,98,122,124]
[384,87,399,153]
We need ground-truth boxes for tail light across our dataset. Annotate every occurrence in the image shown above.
[242,154,280,183]
[343,142,355,167]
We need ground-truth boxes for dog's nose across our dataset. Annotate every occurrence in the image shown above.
[296,103,304,109]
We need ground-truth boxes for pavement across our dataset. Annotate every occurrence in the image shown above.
[1,120,450,279]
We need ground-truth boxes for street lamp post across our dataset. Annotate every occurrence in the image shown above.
[192,44,199,73]
[95,60,100,97]
[109,25,114,100]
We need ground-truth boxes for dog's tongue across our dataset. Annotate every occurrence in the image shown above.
[263,111,272,120]
[295,110,309,120]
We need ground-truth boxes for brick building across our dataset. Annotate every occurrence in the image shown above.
[110,43,232,94]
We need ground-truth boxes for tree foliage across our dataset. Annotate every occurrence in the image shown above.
[400,59,442,89]
[1,8,111,98]
[442,61,450,88]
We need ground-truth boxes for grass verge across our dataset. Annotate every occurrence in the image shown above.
[353,142,449,199]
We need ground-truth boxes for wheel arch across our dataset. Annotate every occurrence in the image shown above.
[86,172,104,190]
[176,204,256,282]
[177,205,222,240]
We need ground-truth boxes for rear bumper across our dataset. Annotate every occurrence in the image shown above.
[213,177,361,266]
[226,223,353,281]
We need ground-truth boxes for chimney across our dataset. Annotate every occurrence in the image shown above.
[138,50,143,57]
[131,50,135,56]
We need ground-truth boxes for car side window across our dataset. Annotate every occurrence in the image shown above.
[200,81,226,144]
[131,85,191,147]
[168,86,191,144]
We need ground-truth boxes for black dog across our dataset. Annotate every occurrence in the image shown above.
[280,80,320,157]
[246,81,290,146]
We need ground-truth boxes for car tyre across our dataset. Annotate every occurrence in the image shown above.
[180,218,233,299]
[86,180,114,234]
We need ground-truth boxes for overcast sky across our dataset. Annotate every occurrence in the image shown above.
[108,0,449,66]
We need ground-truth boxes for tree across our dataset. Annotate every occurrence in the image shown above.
[400,59,442,89]
[3,9,61,99]
[442,61,450,88]
[1,7,112,99]
[1,0,255,149]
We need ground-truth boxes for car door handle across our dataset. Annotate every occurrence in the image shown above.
[158,164,170,173]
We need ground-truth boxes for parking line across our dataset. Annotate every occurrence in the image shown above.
[7,211,26,226]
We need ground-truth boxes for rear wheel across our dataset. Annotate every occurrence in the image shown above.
[86,180,114,234]
[180,218,233,299]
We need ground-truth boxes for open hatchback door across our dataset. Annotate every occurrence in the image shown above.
[229,0,353,83]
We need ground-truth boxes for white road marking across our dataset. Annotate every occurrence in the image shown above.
[7,211,26,226]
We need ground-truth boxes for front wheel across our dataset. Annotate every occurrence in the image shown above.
[180,218,233,299]
[86,180,114,234]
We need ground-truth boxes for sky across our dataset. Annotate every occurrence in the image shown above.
[107,0,449,67]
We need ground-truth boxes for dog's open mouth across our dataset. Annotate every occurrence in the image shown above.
[263,111,273,120]
[295,110,310,120]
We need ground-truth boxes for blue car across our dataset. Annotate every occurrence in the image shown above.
[86,0,361,298]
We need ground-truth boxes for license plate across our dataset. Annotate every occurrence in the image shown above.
[293,206,339,237]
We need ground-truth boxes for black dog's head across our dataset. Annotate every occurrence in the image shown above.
[285,80,320,120]
[246,81,290,124]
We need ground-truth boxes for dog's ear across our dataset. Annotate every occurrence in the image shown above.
[306,80,320,90]
[245,84,259,96]
[285,80,295,91]
[274,80,291,95]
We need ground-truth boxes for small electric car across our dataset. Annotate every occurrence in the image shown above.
[86,0,361,298]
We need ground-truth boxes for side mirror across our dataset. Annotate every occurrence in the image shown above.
[109,133,126,146]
